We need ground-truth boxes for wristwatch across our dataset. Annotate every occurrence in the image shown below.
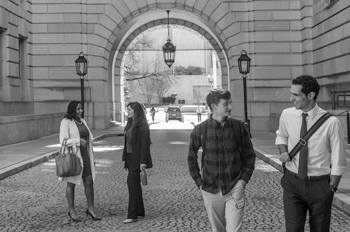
[330,185,338,193]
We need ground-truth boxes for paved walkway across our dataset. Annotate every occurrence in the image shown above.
[0,126,124,181]
[0,125,349,217]
[1,129,349,232]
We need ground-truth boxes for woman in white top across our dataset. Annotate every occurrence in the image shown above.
[59,101,101,222]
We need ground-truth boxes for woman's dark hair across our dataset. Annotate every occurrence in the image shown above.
[292,75,320,100]
[64,101,82,120]
[125,102,147,132]
[206,88,231,111]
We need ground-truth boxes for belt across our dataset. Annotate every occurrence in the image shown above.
[285,169,329,181]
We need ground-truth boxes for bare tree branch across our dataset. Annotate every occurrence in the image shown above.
[124,71,168,81]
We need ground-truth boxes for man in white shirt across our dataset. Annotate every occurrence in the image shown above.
[275,75,346,232]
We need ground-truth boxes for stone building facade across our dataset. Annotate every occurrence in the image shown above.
[0,0,349,145]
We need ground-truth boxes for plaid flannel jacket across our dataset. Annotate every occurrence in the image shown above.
[187,117,256,195]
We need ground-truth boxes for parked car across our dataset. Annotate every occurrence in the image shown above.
[166,106,184,122]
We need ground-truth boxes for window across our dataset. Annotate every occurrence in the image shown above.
[18,35,27,79]
[0,28,5,86]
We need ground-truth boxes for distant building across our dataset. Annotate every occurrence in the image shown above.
[127,29,221,105]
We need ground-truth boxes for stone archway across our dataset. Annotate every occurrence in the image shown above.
[107,9,231,122]
[26,0,349,132]
[29,0,251,130]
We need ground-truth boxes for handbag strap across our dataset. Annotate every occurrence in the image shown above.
[60,139,74,153]
[288,112,332,161]
[59,139,67,152]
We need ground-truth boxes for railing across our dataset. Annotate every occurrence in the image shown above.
[335,108,350,144]
[331,89,350,110]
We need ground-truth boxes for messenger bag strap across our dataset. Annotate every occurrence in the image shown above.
[288,112,332,161]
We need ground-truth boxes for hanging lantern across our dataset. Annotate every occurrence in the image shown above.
[162,10,176,68]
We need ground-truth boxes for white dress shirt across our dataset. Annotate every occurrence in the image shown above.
[275,105,346,176]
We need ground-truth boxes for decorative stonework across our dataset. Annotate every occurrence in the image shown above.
[0,0,349,134]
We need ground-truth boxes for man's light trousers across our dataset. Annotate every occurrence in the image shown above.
[201,180,245,232]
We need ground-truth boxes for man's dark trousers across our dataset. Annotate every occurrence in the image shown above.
[281,170,334,232]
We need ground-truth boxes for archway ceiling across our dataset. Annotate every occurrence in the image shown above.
[110,9,228,74]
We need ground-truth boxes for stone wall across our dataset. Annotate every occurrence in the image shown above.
[0,113,63,146]
[1,0,349,134]
[0,0,33,115]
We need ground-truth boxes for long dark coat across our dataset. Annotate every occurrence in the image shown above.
[122,121,153,170]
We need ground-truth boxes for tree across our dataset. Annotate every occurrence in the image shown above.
[134,53,159,105]
[174,66,186,75]
[173,65,204,75]
[138,77,157,105]
[123,34,178,104]
[123,34,153,81]
[152,53,178,102]
[193,86,209,104]
[187,65,203,75]
[154,76,176,103]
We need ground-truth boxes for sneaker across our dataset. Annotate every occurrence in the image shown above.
[123,218,137,224]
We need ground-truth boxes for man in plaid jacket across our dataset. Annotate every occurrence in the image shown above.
[187,89,256,232]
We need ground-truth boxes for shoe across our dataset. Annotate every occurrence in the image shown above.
[86,209,102,221]
[68,211,81,222]
[138,216,145,219]
[123,218,137,224]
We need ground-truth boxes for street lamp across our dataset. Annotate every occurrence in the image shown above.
[207,73,213,89]
[162,10,176,68]
[237,50,251,134]
[75,52,88,118]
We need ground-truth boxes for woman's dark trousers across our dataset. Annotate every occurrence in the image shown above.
[127,170,145,219]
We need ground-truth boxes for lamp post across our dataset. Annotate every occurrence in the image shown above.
[207,73,213,89]
[237,50,251,134]
[75,52,88,118]
[162,10,176,68]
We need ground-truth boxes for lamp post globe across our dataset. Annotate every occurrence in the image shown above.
[75,52,88,118]
[237,50,251,135]
[238,50,251,76]
[75,52,88,76]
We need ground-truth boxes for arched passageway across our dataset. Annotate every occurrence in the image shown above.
[26,0,339,133]
[107,9,231,122]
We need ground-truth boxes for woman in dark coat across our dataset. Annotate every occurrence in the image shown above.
[122,102,153,224]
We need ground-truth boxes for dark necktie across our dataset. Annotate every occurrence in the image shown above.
[298,113,308,179]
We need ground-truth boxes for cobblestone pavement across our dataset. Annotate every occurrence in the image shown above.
[0,129,349,232]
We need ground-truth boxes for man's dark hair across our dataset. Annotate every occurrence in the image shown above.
[206,88,231,111]
[64,101,82,120]
[292,75,320,100]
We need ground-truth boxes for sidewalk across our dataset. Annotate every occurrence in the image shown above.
[0,125,125,181]
[0,127,349,215]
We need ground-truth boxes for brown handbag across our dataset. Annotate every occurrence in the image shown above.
[55,139,82,177]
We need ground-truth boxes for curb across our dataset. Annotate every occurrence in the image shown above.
[93,132,124,142]
[254,146,350,216]
[0,150,58,181]
[0,132,124,181]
